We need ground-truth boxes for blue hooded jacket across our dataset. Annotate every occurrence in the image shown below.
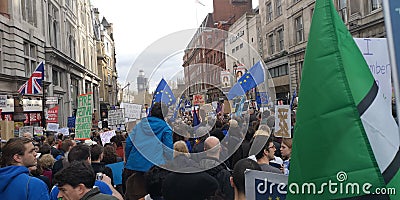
[0,165,50,200]
[125,116,173,172]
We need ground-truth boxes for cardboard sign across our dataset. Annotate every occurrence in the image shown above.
[46,106,59,123]
[34,127,43,136]
[274,105,291,138]
[108,109,125,126]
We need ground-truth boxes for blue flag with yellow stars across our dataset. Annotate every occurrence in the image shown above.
[151,78,176,107]
[256,92,269,106]
[227,61,265,100]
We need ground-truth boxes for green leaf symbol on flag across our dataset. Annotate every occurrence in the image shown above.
[288,0,400,199]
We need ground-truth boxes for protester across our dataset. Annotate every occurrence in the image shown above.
[90,144,114,184]
[280,138,292,175]
[255,138,282,173]
[52,139,76,177]
[0,137,50,199]
[50,144,123,200]
[54,161,118,200]
[199,136,234,200]
[162,167,219,200]
[123,102,173,194]
[230,158,261,200]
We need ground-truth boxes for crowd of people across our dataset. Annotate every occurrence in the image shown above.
[0,102,293,200]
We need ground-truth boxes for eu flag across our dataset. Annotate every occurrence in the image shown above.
[227,61,265,100]
[256,92,269,106]
[151,79,176,107]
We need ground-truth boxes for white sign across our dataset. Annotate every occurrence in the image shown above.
[47,123,59,132]
[120,103,142,119]
[354,38,392,111]
[19,126,33,137]
[100,130,116,145]
[34,127,44,136]
[274,105,291,138]
[0,99,14,112]
[45,96,58,105]
[58,127,70,136]
[23,99,42,112]
[108,109,125,126]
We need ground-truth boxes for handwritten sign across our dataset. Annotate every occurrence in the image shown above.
[108,109,124,126]
[100,130,116,145]
[75,93,92,139]
[354,38,392,111]
[120,103,142,119]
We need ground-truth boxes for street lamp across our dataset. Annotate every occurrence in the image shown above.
[121,82,130,103]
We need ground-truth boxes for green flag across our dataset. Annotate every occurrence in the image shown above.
[287,0,399,199]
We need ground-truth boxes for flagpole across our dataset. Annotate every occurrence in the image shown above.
[41,63,46,129]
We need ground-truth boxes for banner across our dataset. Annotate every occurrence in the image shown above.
[75,93,93,139]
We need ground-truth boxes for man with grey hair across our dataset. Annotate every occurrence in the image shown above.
[199,136,234,200]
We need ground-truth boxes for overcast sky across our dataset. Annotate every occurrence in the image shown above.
[91,0,258,92]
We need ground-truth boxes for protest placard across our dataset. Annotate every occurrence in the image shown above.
[100,130,116,145]
[75,93,92,139]
[274,105,291,138]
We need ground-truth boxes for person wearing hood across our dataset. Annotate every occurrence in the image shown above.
[122,102,173,194]
[0,137,50,200]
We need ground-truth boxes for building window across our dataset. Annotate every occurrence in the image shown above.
[52,69,60,86]
[267,3,273,22]
[268,34,274,54]
[277,28,284,51]
[21,0,37,26]
[338,0,347,23]
[276,0,282,17]
[66,21,76,60]
[295,16,304,43]
[268,65,288,78]
[232,48,235,53]
[23,42,37,77]
[48,3,59,48]
[371,0,382,11]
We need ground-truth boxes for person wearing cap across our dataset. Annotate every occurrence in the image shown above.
[0,137,50,200]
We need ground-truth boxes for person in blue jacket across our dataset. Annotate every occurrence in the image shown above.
[0,137,50,200]
[123,102,173,193]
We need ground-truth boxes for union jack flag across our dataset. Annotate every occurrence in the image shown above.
[18,61,44,95]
